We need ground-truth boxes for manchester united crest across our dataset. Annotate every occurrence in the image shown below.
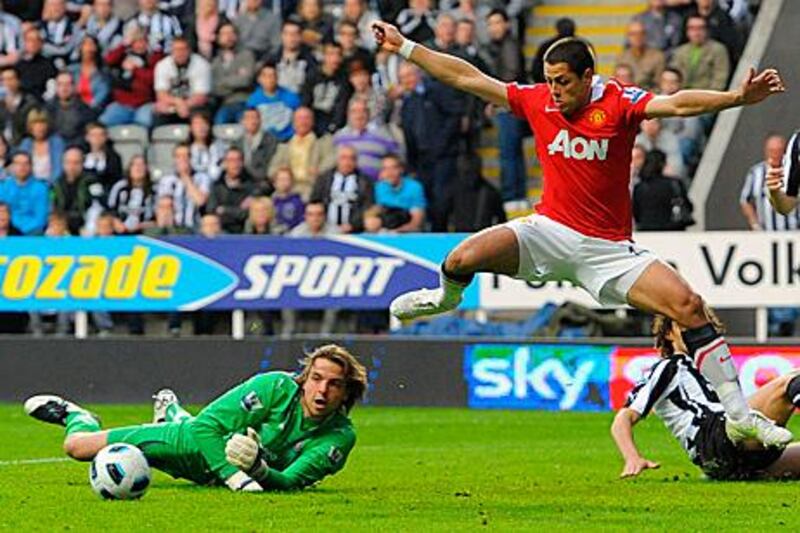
[587,109,607,127]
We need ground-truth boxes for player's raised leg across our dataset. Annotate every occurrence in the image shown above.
[152,388,192,423]
[627,261,792,447]
[24,394,109,460]
[390,225,520,320]
[747,371,800,426]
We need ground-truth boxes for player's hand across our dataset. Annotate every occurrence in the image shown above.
[225,427,261,471]
[765,165,785,192]
[225,470,263,492]
[371,21,404,54]
[739,67,786,105]
[620,457,660,478]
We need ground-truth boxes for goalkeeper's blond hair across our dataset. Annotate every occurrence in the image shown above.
[296,344,367,413]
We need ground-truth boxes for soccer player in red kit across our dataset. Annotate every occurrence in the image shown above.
[372,19,792,447]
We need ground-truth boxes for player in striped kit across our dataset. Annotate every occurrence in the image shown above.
[766,129,800,215]
[612,311,800,480]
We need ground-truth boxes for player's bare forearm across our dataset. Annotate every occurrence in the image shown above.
[645,67,785,119]
[768,189,798,215]
[371,20,508,107]
[611,408,643,461]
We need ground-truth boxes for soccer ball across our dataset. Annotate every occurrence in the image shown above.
[89,444,151,500]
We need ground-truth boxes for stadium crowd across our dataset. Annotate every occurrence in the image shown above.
[0,0,762,334]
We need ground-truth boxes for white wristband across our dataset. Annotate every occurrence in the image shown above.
[399,39,416,59]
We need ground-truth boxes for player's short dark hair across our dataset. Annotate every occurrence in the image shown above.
[282,16,302,31]
[653,306,724,358]
[487,7,508,21]
[544,37,596,76]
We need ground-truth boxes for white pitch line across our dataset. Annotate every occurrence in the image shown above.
[0,457,71,467]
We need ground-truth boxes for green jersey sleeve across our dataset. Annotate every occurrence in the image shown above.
[189,372,295,481]
[261,426,356,491]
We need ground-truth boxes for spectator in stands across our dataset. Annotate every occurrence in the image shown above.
[270,166,304,234]
[297,0,334,50]
[395,0,436,45]
[485,8,527,205]
[107,154,156,233]
[616,20,665,91]
[0,151,49,234]
[426,12,458,55]
[17,27,58,99]
[52,147,95,234]
[143,194,192,235]
[233,0,281,59]
[657,67,704,170]
[30,210,73,335]
[46,71,96,145]
[0,135,9,179]
[310,144,373,234]
[157,142,212,230]
[68,36,111,112]
[635,118,685,179]
[199,212,223,236]
[630,143,646,187]
[83,122,123,189]
[670,15,729,91]
[0,67,38,146]
[375,153,425,232]
[689,0,743,66]
[84,0,123,53]
[125,0,183,53]
[237,107,278,183]
[100,24,163,128]
[341,0,379,51]
[0,9,21,68]
[268,106,335,199]
[153,36,211,127]
[211,22,254,125]
[739,133,800,336]
[40,0,81,69]
[267,18,317,95]
[347,66,387,125]
[246,62,301,142]
[18,109,65,185]
[613,63,635,84]
[302,42,352,137]
[632,0,683,52]
[448,0,491,48]
[243,195,273,234]
[530,17,575,84]
[186,0,224,59]
[187,111,225,179]
[362,204,388,233]
[454,18,491,73]
[337,20,374,74]
[632,149,693,231]
[0,201,21,235]
[207,146,259,233]
[333,98,399,181]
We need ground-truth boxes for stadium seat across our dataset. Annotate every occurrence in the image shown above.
[213,124,244,144]
[147,142,176,181]
[151,124,189,143]
[108,125,149,169]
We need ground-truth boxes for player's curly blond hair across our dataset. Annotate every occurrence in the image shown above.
[652,304,725,358]
[295,344,368,413]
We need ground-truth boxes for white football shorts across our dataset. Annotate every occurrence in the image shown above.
[504,214,658,306]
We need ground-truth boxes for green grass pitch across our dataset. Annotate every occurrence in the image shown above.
[2,404,800,531]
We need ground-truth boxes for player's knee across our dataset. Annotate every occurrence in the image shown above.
[672,291,704,324]
[445,244,478,275]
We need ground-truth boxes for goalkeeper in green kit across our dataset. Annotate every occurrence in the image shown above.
[23,344,367,492]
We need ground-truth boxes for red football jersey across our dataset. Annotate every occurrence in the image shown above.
[507,77,654,241]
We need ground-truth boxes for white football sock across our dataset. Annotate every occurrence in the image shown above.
[694,337,750,421]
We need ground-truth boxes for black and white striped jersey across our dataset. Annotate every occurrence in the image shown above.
[625,354,724,461]
[783,129,800,199]
[740,160,800,231]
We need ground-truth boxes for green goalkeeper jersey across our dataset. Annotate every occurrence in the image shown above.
[188,371,356,490]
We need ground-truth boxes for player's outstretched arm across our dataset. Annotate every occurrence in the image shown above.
[372,21,508,107]
[765,164,799,215]
[611,408,660,478]
[644,67,785,119]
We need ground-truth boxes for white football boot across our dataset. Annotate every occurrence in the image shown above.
[725,410,793,448]
[389,275,467,321]
[152,388,180,424]
[24,394,99,427]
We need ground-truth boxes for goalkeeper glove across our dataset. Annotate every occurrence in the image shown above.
[225,427,269,481]
[225,470,263,492]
